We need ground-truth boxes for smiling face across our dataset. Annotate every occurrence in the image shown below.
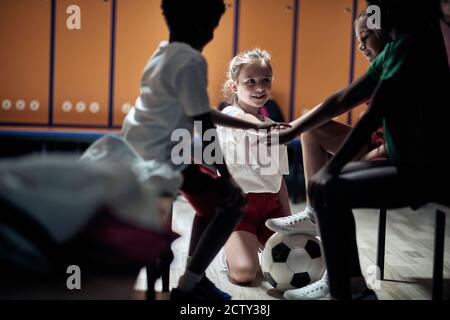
[355,16,385,62]
[231,62,273,110]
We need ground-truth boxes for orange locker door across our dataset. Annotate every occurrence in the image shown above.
[238,0,295,121]
[0,0,51,124]
[113,0,168,127]
[294,0,354,123]
[203,1,235,108]
[351,0,370,125]
[53,0,111,126]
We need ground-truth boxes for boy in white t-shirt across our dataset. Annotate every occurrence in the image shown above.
[122,0,279,300]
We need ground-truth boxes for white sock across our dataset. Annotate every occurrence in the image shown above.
[177,270,203,292]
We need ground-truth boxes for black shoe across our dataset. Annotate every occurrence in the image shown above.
[352,288,378,300]
[170,288,195,301]
[170,277,232,301]
[198,276,232,300]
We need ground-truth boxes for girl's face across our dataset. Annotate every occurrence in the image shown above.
[231,62,272,109]
[355,17,384,62]
[442,0,450,23]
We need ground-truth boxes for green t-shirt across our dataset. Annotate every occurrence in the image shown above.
[366,30,449,172]
[368,34,412,163]
[368,34,411,81]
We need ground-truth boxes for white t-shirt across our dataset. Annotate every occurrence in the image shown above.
[122,41,211,171]
[217,105,289,193]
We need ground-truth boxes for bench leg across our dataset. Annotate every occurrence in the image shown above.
[376,208,387,281]
[160,250,173,293]
[432,209,445,300]
[145,263,157,301]
[145,249,173,300]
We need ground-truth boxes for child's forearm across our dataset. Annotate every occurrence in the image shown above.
[327,80,389,175]
[192,112,231,179]
[280,73,377,144]
[277,96,342,144]
[210,108,259,130]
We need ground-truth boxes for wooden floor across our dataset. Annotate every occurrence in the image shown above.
[134,196,450,300]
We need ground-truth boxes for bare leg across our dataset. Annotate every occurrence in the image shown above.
[224,231,260,284]
[301,120,368,203]
[188,215,210,257]
[278,179,291,215]
[362,144,386,160]
[178,165,245,293]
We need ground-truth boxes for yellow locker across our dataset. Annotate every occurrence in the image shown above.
[203,1,235,108]
[113,0,234,125]
[0,0,51,124]
[351,0,370,125]
[294,0,354,123]
[53,0,111,126]
[238,0,295,120]
[113,0,168,127]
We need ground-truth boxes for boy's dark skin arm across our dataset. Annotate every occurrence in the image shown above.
[276,73,378,144]
[325,79,391,175]
[192,112,233,180]
[210,108,289,131]
[309,78,393,203]
[193,109,289,179]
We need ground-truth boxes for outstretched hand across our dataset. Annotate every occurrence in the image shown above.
[262,125,296,147]
[257,121,291,131]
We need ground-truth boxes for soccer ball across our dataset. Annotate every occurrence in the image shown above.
[261,233,325,292]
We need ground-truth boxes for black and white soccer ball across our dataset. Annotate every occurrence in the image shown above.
[261,233,325,292]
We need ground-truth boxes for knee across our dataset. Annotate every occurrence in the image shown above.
[301,130,315,145]
[228,265,258,284]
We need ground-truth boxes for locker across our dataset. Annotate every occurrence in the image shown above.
[351,0,371,125]
[53,0,111,126]
[238,0,295,121]
[0,0,51,124]
[113,0,168,127]
[203,0,235,108]
[294,0,354,123]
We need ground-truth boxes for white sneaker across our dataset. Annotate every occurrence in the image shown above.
[265,211,318,235]
[283,272,329,300]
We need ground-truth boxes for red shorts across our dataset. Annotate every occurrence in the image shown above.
[180,164,236,218]
[235,192,288,245]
